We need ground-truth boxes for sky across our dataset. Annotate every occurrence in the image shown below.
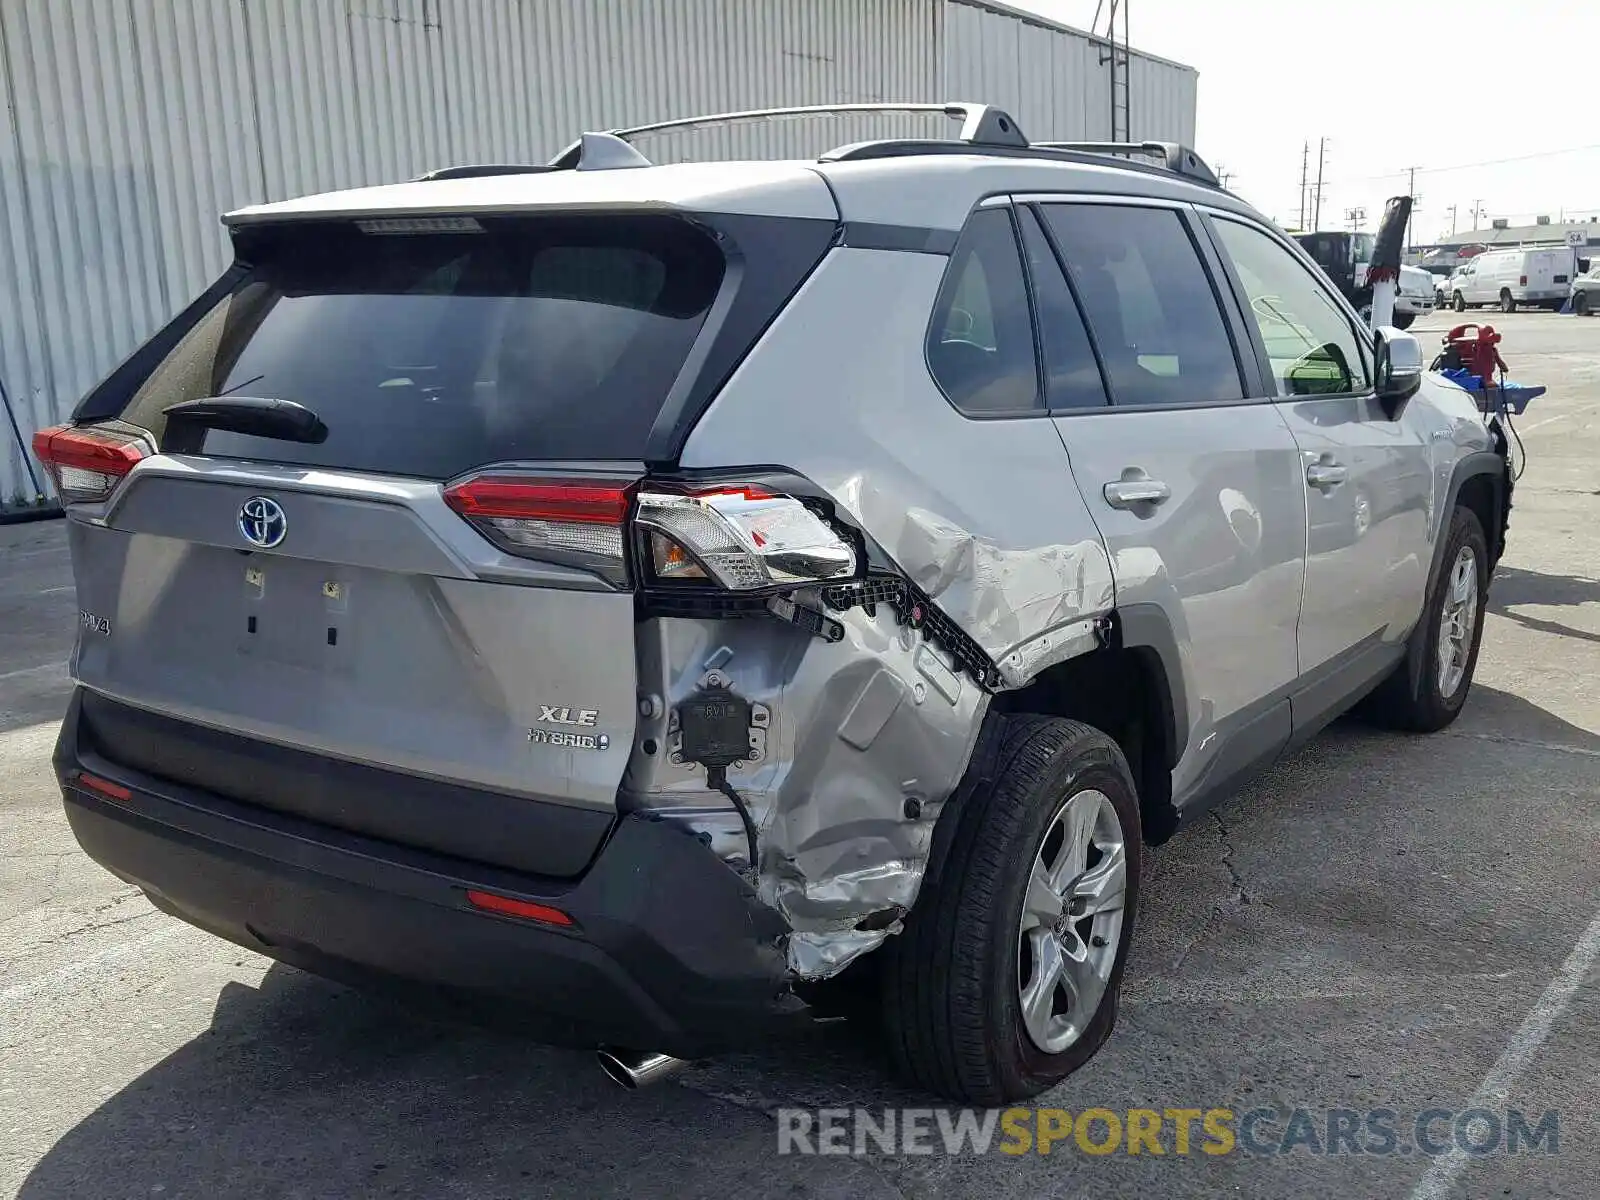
[1017,0,1600,241]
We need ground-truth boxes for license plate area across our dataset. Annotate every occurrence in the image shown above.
[235,555,356,673]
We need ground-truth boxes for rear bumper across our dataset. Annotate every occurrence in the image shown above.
[54,690,803,1057]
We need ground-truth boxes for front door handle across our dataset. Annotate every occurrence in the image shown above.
[1305,459,1349,490]
[1103,476,1172,509]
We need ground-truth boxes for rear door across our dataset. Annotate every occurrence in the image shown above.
[57,212,738,875]
[1026,198,1309,808]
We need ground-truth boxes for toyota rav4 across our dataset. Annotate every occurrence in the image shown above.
[37,104,1513,1104]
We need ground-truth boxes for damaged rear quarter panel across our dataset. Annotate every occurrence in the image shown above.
[649,246,1117,978]
[626,605,985,978]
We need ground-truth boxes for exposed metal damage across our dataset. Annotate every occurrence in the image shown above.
[626,596,987,979]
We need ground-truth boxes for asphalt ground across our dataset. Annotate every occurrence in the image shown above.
[3,310,1597,1199]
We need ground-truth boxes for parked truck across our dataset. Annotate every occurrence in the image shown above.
[1291,230,1433,328]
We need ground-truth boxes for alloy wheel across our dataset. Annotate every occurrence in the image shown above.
[1016,788,1128,1054]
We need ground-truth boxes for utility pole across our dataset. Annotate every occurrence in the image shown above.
[1446,203,1457,235]
[1312,137,1327,230]
[1298,140,1309,229]
[1215,164,1234,190]
[1471,199,1485,230]
[1345,206,1366,232]
[1404,166,1420,253]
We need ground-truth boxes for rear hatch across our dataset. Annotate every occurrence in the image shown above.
[45,207,812,877]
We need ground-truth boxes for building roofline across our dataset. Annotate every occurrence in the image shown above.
[947,0,1198,74]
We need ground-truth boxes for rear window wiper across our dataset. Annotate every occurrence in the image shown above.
[163,396,328,447]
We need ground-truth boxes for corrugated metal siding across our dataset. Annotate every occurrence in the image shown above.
[0,0,1192,504]
[943,0,1196,145]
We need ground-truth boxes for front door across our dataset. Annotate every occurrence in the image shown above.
[1204,213,1432,733]
[1020,200,1308,807]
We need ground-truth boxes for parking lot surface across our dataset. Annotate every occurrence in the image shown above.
[3,311,1598,1199]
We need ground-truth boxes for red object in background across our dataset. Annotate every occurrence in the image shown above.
[1443,323,1509,380]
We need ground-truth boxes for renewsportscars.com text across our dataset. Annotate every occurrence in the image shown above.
[776,1106,1560,1158]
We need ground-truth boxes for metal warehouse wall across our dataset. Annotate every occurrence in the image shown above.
[0,0,1195,504]
[944,0,1197,145]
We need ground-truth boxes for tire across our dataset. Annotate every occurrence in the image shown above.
[1361,506,1490,733]
[1394,311,1416,330]
[1574,291,1590,316]
[881,716,1142,1105]
[1499,290,1516,313]
[1452,291,1466,312]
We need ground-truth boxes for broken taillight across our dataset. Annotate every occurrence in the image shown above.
[635,485,858,591]
[31,425,147,505]
[442,473,858,592]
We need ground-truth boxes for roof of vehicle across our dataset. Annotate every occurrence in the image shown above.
[226,103,1260,234]
[227,149,1262,234]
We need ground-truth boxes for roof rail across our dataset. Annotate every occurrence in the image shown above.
[1032,141,1219,186]
[547,102,1028,170]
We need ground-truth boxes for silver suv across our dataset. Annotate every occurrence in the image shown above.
[38,104,1512,1104]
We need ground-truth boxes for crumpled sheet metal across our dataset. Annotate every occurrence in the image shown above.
[829,476,1116,674]
[627,604,986,978]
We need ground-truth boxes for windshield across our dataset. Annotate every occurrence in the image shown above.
[1352,233,1376,262]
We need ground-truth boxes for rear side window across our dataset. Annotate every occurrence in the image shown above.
[120,215,725,478]
[1040,204,1243,408]
[1017,208,1109,410]
[926,208,1041,414]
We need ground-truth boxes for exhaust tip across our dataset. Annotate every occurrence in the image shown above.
[596,1048,684,1089]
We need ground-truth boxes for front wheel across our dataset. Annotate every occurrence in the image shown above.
[1452,291,1466,312]
[880,716,1141,1104]
[1360,506,1489,732]
[1574,291,1590,316]
[1394,311,1416,330]
[1500,290,1516,313]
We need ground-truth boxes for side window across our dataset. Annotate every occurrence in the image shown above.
[927,208,1040,414]
[1016,208,1109,410]
[1039,204,1244,408]
[1211,218,1374,398]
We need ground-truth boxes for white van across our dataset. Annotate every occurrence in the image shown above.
[1447,246,1576,312]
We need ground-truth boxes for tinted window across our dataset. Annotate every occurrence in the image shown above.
[1017,209,1109,410]
[927,208,1040,414]
[1041,204,1243,407]
[1212,218,1373,397]
[121,215,725,478]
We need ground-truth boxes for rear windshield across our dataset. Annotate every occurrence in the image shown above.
[120,215,725,477]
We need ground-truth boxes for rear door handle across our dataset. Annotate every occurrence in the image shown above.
[1305,459,1349,490]
[1103,477,1172,509]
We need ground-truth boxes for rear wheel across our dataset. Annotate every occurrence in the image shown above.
[1499,289,1516,313]
[1452,291,1466,312]
[1361,506,1489,732]
[881,716,1141,1104]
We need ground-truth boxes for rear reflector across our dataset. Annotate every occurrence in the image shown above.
[464,889,574,926]
[31,425,146,504]
[75,771,132,802]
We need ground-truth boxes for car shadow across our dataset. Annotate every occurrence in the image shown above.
[16,964,911,1200]
[1488,564,1600,646]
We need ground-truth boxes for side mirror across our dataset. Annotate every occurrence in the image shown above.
[1373,326,1423,418]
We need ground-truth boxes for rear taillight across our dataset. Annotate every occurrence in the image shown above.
[1520,275,1528,286]
[442,475,635,583]
[635,485,858,591]
[31,425,146,504]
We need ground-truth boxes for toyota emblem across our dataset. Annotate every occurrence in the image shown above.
[238,496,287,549]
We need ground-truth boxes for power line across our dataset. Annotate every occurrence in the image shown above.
[1327,141,1600,187]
